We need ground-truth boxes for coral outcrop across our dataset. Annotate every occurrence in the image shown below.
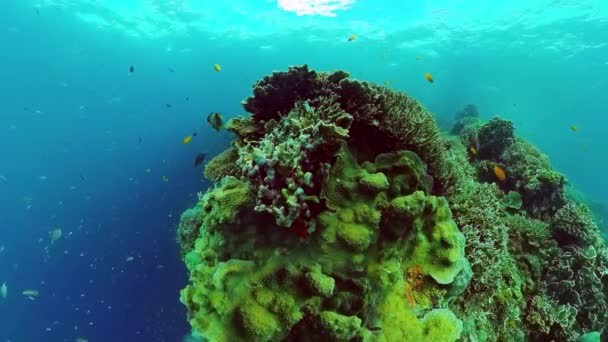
[179,66,608,341]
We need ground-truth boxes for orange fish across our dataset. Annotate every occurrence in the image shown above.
[425,72,433,83]
[469,147,478,156]
[182,135,193,144]
[494,165,506,182]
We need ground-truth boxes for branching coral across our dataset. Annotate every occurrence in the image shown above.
[178,66,608,342]
[235,97,352,230]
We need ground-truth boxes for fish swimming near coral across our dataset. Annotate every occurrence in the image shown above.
[183,135,193,145]
[494,165,506,182]
[347,34,357,42]
[207,112,224,131]
[194,153,207,168]
[213,64,221,72]
[425,72,434,83]
[469,147,478,156]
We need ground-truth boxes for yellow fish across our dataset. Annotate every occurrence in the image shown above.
[494,165,506,182]
[347,34,357,42]
[213,64,221,72]
[425,72,434,83]
[570,125,578,132]
[49,228,62,244]
[22,289,39,297]
[469,147,478,156]
[182,135,193,144]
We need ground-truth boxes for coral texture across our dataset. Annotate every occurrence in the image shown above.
[178,66,608,341]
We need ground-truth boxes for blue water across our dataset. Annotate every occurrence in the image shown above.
[1,0,607,341]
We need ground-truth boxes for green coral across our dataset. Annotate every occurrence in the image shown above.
[178,66,608,342]
[203,147,240,182]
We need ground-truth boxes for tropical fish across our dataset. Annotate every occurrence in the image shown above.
[1,282,7,299]
[213,64,221,72]
[425,72,434,83]
[494,165,506,182]
[207,112,224,131]
[469,147,478,156]
[347,34,357,42]
[22,289,39,297]
[161,175,169,182]
[570,125,578,132]
[183,135,193,144]
[194,153,207,167]
[49,228,62,244]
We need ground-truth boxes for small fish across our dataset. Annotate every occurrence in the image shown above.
[415,56,423,60]
[79,174,87,182]
[0,175,7,182]
[165,103,172,108]
[49,228,62,243]
[1,282,7,299]
[138,136,143,144]
[161,175,169,182]
[570,125,578,132]
[22,289,39,297]
[494,165,506,182]
[129,65,134,73]
[213,64,221,72]
[125,256,135,262]
[192,132,198,137]
[185,97,190,101]
[145,168,151,173]
[75,338,88,342]
[425,72,434,83]
[347,34,357,42]
[469,147,478,156]
[183,135,193,144]
[168,67,175,73]
[194,153,207,167]
[383,80,395,86]
[207,112,224,131]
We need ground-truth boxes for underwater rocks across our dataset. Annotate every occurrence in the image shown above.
[179,66,608,342]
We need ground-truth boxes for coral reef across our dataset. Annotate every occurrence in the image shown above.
[178,66,608,341]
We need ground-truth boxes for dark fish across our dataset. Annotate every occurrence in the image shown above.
[185,97,190,101]
[207,112,223,131]
[138,136,143,144]
[165,104,172,108]
[168,67,175,73]
[129,65,134,73]
[79,174,87,182]
[192,132,198,137]
[194,153,206,168]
